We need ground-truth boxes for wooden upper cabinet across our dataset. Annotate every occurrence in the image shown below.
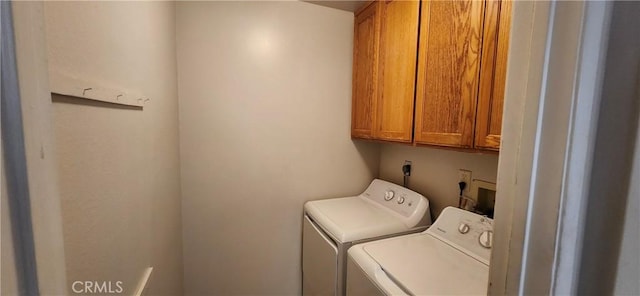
[375,0,420,142]
[351,0,511,151]
[351,2,379,139]
[475,0,512,150]
[414,0,485,148]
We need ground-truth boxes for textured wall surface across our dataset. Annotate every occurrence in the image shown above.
[44,2,183,295]
[176,1,379,295]
[3,1,68,295]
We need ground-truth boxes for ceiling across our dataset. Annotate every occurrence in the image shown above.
[303,0,370,12]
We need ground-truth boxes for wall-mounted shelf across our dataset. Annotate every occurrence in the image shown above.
[49,71,148,108]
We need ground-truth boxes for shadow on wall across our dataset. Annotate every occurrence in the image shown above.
[353,140,381,178]
[378,144,500,218]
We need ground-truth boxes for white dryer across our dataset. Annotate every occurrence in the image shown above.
[346,207,493,295]
[303,179,431,296]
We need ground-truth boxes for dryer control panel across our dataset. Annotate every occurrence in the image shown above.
[427,206,493,265]
[361,179,431,228]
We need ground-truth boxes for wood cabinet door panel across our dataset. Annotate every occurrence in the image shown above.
[475,0,511,150]
[414,0,484,147]
[375,0,420,142]
[351,2,379,139]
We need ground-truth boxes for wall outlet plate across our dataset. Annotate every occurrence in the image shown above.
[458,169,472,197]
[403,160,412,176]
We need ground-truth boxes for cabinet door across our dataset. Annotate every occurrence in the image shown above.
[475,0,511,150]
[351,2,380,139]
[375,0,420,142]
[414,0,485,148]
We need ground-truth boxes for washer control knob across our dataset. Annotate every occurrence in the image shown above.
[384,190,395,201]
[397,196,405,204]
[458,223,470,234]
[479,230,493,249]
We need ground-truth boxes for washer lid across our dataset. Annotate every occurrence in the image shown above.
[304,196,410,243]
[363,234,489,295]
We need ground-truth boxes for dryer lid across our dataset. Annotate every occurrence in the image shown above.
[304,179,431,243]
[363,234,489,295]
[305,196,410,243]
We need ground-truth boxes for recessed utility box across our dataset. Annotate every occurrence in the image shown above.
[471,180,496,218]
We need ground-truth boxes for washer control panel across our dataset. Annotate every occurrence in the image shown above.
[384,190,395,201]
[361,179,431,227]
[458,223,470,234]
[479,230,493,249]
[427,207,493,264]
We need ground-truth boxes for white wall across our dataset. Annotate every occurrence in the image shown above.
[44,2,183,295]
[176,1,379,295]
[615,109,640,295]
[613,19,639,288]
[581,2,640,294]
[1,160,18,295]
[487,1,552,294]
[4,2,69,294]
[379,145,499,218]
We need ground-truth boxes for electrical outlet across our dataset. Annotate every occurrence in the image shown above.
[403,160,412,176]
[458,169,472,197]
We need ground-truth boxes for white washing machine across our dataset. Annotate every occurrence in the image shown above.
[346,207,493,295]
[302,179,431,296]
